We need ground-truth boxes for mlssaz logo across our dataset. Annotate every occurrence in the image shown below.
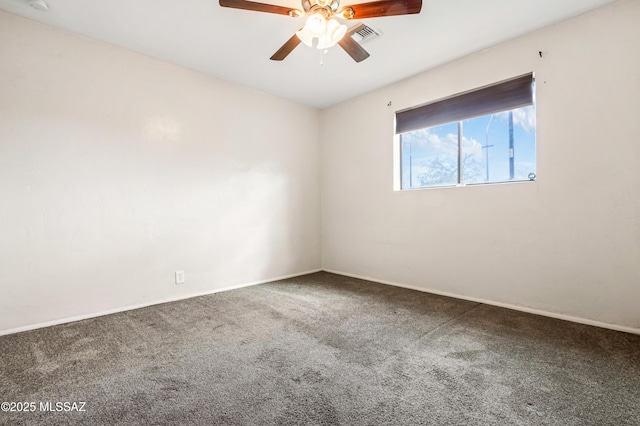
[39,401,87,412]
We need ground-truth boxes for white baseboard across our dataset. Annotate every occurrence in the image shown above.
[322,269,640,336]
[0,269,322,337]
[5,268,638,337]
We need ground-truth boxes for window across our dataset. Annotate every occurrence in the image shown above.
[396,73,536,189]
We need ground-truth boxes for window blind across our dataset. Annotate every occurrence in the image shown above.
[395,73,534,134]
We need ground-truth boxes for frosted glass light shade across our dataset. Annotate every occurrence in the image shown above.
[296,14,346,50]
[306,13,327,36]
[296,27,314,47]
[316,18,347,49]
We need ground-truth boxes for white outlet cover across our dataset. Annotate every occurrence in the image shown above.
[175,270,185,284]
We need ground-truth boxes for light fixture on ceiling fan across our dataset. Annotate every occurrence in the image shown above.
[295,5,347,50]
[219,0,422,62]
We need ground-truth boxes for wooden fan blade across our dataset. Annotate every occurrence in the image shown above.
[219,0,295,16]
[338,36,370,63]
[270,34,302,61]
[341,0,422,19]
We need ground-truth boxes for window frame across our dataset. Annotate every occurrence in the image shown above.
[394,73,536,190]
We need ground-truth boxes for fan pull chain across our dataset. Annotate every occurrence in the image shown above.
[319,49,328,66]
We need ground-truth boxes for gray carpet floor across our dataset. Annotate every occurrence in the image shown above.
[1,272,639,425]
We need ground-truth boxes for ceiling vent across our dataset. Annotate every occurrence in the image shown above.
[349,23,382,44]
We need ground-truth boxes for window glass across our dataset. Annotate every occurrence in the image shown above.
[461,105,536,185]
[401,122,458,189]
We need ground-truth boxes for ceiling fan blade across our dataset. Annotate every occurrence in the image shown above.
[219,0,296,16]
[270,34,302,61]
[341,0,422,19]
[338,36,370,63]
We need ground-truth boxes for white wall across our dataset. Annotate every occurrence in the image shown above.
[0,12,321,334]
[321,0,640,332]
[3,1,639,336]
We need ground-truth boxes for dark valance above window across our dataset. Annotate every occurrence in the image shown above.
[395,73,534,134]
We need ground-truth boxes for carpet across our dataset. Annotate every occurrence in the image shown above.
[1,272,639,425]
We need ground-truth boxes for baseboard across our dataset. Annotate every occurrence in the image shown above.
[6,268,638,337]
[0,268,322,337]
[322,269,640,336]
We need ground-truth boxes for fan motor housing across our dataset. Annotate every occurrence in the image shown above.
[302,0,340,13]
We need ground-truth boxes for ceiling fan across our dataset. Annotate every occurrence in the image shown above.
[219,0,422,62]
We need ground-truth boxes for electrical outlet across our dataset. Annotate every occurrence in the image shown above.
[175,270,185,285]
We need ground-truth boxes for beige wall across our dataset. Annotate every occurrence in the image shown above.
[3,0,639,335]
[321,0,640,332]
[0,12,321,334]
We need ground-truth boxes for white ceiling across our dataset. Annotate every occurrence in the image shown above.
[0,0,616,108]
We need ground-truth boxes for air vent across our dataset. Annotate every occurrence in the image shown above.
[349,23,382,44]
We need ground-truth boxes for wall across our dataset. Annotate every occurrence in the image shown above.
[321,0,640,332]
[0,12,321,334]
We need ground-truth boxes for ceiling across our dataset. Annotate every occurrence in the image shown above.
[0,0,616,108]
